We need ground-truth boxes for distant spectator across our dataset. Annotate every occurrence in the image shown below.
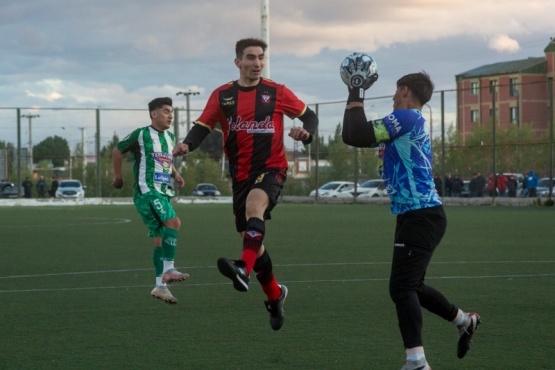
[487,172,496,196]
[496,173,508,197]
[36,176,48,198]
[475,172,486,197]
[525,169,539,197]
[507,174,518,198]
[433,173,443,196]
[49,177,59,197]
[469,173,477,197]
[451,174,464,197]
[22,177,33,198]
[444,172,453,197]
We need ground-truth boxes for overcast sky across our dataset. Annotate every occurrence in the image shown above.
[1,0,554,151]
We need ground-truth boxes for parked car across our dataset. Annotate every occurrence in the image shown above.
[0,182,22,198]
[309,181,358,198]
[55,179,86,198]
[460,180,470,198]
[192,183,221,197]
[355,179,387,198]
[537,177,554,197]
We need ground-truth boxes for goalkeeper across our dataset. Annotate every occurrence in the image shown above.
[341,64,481,370]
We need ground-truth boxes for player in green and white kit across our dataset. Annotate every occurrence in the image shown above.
[112,97,189,304]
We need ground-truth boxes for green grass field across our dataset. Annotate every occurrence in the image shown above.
[0,203,554,369]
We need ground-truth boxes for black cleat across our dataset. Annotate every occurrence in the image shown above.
[217,258,249,292]
[457,312,481,359]
[264,285,288,331]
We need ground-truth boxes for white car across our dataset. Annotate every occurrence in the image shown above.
[309,181,358,198]
[355,179,387,198]
[537,177,554,197]
[56,179,86,198]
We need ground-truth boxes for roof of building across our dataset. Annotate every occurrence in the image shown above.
[456,57,545,80]
[545,39,555,53]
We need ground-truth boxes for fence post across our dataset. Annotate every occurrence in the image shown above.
[548,77,554,200]
[16,108,21,197]
[492,83,497,200]
[314,103,319,202]
[96,109,101,197]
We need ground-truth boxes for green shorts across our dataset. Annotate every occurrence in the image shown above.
[134,191,177,237]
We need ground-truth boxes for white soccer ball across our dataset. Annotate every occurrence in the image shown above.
[340,52,378,89]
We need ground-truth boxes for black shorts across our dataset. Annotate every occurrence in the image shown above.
[390,206,447,292]
[232,168,287,232]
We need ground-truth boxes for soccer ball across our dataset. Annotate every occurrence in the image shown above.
[340,52,378,89]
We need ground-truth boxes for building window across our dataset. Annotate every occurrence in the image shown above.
[470,82,479,96]
[510,107,519,124]
[510,78,519,96]
[470,110,479,123]
[489,80,498,94]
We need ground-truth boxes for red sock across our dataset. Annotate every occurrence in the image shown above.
[242,218,265,274]
[261,277,282,302]
[241,248,258,274]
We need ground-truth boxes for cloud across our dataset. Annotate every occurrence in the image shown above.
[488,35,520,53]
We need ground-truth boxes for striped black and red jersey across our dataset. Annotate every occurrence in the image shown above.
[194,78,307,182]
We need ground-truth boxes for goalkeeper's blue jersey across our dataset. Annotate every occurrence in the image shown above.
[373,109,442,214]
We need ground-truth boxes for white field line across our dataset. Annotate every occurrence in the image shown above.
[0,260,553,293]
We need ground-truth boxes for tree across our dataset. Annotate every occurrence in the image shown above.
[180,150,230,196]
[439,121,543,179]
[33,136,70,167]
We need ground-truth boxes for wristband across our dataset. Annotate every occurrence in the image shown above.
[347,87,365,104]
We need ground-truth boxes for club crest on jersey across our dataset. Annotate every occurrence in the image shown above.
[261,94,272,104]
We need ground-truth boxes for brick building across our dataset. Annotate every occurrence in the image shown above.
[455,38,555,143]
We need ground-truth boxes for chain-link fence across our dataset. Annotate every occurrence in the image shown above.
[1,81,553,200]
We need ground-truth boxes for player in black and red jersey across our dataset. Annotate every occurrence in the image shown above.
[172,38,318,330]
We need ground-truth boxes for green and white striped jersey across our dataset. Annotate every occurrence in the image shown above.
[117,125,176,198]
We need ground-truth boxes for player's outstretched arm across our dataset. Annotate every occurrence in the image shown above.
[173,123,211,156]
[340,52,379,148]
[172,143,190,156]
[342,108,377,148]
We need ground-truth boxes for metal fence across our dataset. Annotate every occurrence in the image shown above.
[1,82,553,200]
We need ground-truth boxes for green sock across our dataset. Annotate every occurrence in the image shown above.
[153,247,164,277]
[162,228,178,262]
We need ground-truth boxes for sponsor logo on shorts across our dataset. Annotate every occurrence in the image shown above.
[394,243,405,248]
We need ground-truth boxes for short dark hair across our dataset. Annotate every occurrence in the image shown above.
[396,72,434,105]
[235,38,267,59]
[148,97,172,113]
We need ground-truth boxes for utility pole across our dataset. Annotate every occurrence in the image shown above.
[20,113,39,173]
[176,90,200,133]
[261,0,270,78]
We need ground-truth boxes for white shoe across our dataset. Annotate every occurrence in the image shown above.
[401,358,431,370]
[162,268,190,284]
[151,285,177,305]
